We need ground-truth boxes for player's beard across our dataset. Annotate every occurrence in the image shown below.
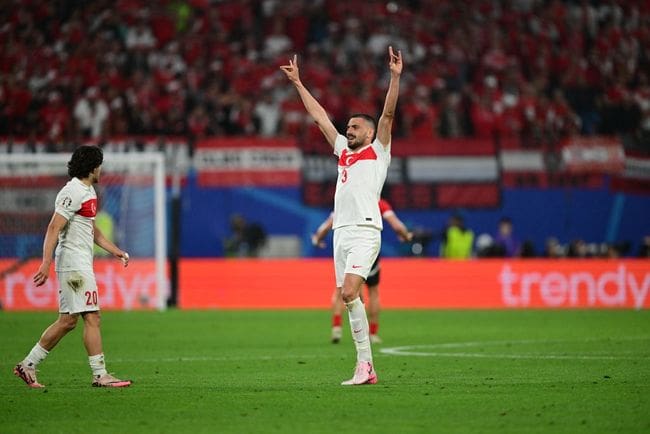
[347,135,364,150]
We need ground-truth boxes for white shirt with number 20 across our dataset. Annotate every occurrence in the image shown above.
[54,177,98,272]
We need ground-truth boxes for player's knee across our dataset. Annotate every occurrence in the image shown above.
[59,315,78,331]
[83,312,101,328]
[340,287,357,303]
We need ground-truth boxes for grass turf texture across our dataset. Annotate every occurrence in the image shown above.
[1,310,649,434]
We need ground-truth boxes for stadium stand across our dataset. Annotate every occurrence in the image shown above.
[0,0,647,150]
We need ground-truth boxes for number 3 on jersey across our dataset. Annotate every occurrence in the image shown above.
[341,168,348,183]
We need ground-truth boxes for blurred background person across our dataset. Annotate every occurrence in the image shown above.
[441,213,474,259]
[223,214,267,258]
[493,217,521,258]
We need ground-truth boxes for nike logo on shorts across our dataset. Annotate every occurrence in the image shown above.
[352,265,363,269]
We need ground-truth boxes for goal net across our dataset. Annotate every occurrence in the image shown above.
[0,152,167,310]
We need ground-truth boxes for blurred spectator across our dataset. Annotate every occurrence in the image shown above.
[441,214,474,259]
[475,233,497,258]
[520,240,536,258]
[438,92,467,138]
[567,238,590,258]
[187,105,210,141]
[493,217,521,258]
[403,85,439,139]
[253,90,281,137]
[73,87,109,139]
[544,237,565,258]
[39,91,70,143]
[223,214,267,258]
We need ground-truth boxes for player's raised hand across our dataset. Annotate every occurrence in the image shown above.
[280,54,301,84]
[388,46,403,76]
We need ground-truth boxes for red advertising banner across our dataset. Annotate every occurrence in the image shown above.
[4,259,648,310]
[0,259,159,310]
[178,259,650,310]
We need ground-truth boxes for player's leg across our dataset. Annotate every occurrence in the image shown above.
[340,273,377,385]
[81,310,104,373]
[335,226,380,385]
[63,270,131,388]
[81,310,132,388]
[14,313,78,388]
[331,288,345,343]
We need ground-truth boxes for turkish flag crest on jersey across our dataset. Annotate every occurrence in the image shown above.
[77,198,97,217]
[339,146,377,167]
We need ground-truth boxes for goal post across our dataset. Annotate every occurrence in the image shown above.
[0,152,168,311]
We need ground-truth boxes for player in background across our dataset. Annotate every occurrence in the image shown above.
[281,46,402,385]
[312,198,413,345]
[14,145,132,388]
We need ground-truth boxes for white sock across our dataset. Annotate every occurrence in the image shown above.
[345,297,373,362]
[89,353,107,377]
[23,343,49,368]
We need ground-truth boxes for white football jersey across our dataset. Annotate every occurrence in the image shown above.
[332,134,391,230]
[54,177,98,271]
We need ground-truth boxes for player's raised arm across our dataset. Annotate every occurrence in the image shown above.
[376,46,403,148]
[280,54,338,148]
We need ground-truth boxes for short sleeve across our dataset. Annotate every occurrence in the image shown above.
[372,139,391,165]
[333,134,347,157]
[54,187,81,220]
[379,199,394,217]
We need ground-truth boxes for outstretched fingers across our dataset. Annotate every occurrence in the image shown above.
[280,54,300,77]
[389,45,401,64]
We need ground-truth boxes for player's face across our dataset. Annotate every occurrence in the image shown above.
[346,118,373,150]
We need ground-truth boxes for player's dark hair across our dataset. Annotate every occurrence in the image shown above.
[349,113,377,130]
[67,145,103,179]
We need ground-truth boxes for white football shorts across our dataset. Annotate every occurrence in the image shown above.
[57,270,100,314]
[333,225,381,287]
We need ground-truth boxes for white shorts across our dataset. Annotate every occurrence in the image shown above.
[57,270,100,314]
[333,225,381,287]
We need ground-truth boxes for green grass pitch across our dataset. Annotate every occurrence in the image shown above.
[1,309,649,433]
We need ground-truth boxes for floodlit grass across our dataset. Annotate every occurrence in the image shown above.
[1,309,649,434]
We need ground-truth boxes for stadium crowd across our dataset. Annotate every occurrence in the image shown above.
[0,0,649,153]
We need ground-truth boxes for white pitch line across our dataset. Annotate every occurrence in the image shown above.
[380,337,650,360]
